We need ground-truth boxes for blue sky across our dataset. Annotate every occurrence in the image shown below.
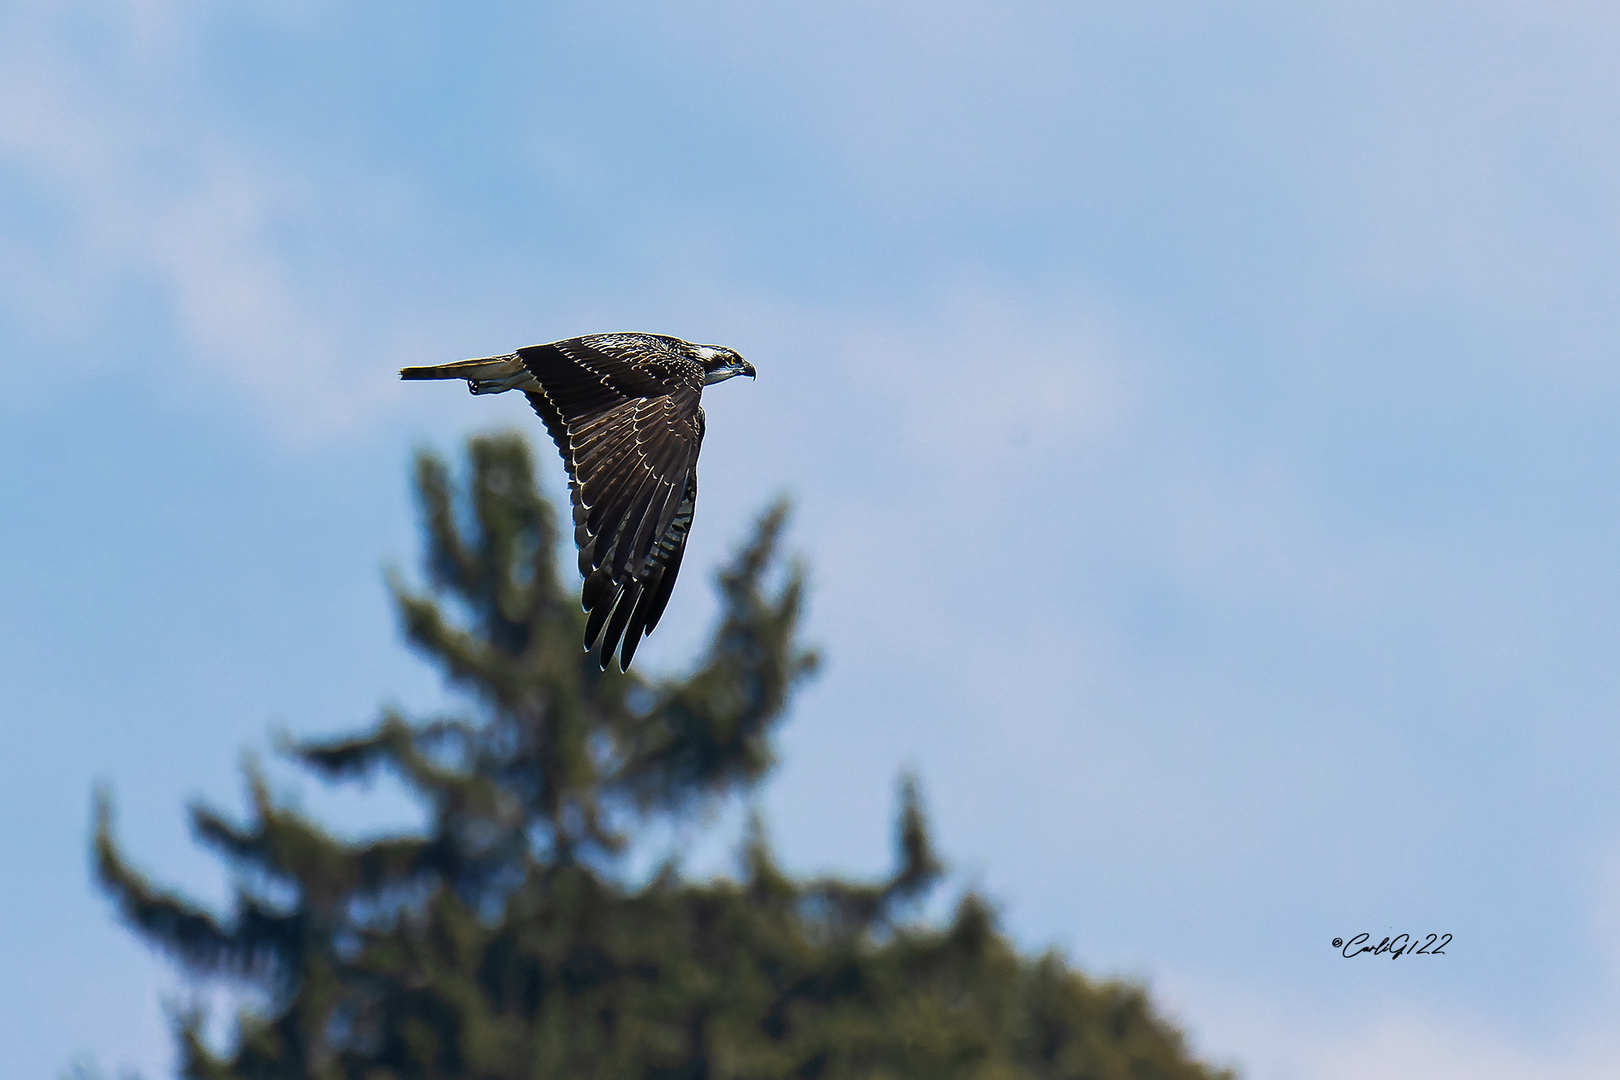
[5,1,1620,1077]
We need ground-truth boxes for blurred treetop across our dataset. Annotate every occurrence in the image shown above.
[95,432,1233,1080]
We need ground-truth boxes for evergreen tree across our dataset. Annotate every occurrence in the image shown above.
[95,432,1233,1080]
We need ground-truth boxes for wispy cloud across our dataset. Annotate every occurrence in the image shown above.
[0,1,424,439]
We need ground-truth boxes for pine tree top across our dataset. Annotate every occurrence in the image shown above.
[92,433,1233,1080]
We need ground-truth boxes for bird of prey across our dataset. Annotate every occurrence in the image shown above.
[400,333,755,672]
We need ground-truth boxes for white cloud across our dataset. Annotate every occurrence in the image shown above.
[0,0,420,441]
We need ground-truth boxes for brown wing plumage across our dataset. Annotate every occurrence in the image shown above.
[518,334,707,671]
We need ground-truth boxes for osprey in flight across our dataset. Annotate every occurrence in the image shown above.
[400,333,756,672]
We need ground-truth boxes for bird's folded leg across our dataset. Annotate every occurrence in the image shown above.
[469,373,534,395]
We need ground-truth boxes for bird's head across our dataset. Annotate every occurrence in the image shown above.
[692,344,756,385]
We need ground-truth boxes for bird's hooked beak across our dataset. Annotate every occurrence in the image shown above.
[742,361,756,379]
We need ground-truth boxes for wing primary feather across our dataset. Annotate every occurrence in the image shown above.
[641,534,687,636]
[584,584,618,650]
[619,571,666,670]
[613,468,669,582]
[627,483,677,580]
[599,582,641,671]
[618,626,645,671]
[574,505,594,577]
[581,563,614,613]
[636,462,688,570]
[638,473,696,634]
[626,428,690,573]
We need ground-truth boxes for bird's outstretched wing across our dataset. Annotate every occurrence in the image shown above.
[519,334,706,671]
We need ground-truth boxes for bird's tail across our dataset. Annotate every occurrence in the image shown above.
[399,354,538,395]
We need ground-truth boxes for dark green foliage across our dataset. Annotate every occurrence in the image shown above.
[95,433,1232,1080]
